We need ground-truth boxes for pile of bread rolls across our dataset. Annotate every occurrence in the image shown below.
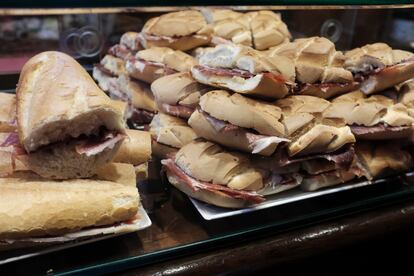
[0,51,152,249]
[93,9,414,209]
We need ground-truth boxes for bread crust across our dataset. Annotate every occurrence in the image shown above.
[0,92,16,133]
[113,129,152,165]
[151,72,211,108]
[17,51,125,152]
[0,176,139,239]
[149,113,197,149]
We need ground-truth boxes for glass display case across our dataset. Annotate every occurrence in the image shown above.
[1,2,414,275]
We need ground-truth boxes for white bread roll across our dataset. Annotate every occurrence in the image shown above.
[0,92,16,133]
[120,32,142,51]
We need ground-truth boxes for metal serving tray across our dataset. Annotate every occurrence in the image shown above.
[0,205,151,265]
[190,173,414,220]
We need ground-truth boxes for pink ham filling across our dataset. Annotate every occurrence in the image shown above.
[161,158,265,204]
[161,103,195,119]
[75,132,124,157]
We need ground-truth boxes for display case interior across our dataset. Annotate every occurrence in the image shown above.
[1,5,414,275]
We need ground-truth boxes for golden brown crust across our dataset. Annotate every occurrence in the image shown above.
[17,51,125,152]
[199,90,285,136]
[113,129,152,166]
[175,140,263,191]
[151,72,211,108]
[149,113,197,149]
[0,176,139,239]
[0,92,16,133]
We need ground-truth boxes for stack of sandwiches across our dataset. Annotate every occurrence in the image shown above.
[74,9,414,210]
[0,51,152,250]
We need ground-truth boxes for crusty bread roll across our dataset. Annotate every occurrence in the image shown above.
[301,169,356,192]
[399,79,414,117]
[267,37,355,98]
[17,51,126,179]
[344,43,414,94]
[248,11,291,50]
[95,162,137,186]
[140,10,212,51]
[192,44,295,99]
[150,113,197,159]
[126,47,197,84]
[203,9,291,50]
[100,55,128,77]
[162,140,266,208]
[0,175,139,239]
[200,90,285,136]
[151,72,211,118]
[120,32,142,51]
[113,129,151,166]
[325,90,414,140]
[116,75,157,113]
[0,92,16,133]
[162,140,304,208]
[355,142,413,180]
[276,95,356,156]
[189,90,288,156]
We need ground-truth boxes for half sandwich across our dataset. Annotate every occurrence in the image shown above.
[324,90,414,140]
[139,10,212,51]
[267,37,356,99]
[192,44,295,99]
[17,51,126,179]
[126,47,196,84]
[151,72,211,119]
[344,43,414,94]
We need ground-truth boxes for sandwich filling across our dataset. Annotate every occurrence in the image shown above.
[192,64,288,83]
[108,44,135,60]
[198,108,289,155]
[161,158,265,204]
[93,66,156,125]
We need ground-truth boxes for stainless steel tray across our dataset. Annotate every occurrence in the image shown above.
[0,205,151,265]
[190,173,413,220]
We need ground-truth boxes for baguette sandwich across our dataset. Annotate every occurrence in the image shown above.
[17,51,126,179]
[139,10,212,51]
[203,9,291,50]
[344,43,414,94]
[0,92,16,133]
[162,140,303,208]
[149,113,198,158]
[108,32,143,60]
[0,171,140,250]
[192,44,295,99]
[324,90,414,139]
[126,47,196,84]
[151,72,211,119]
[267,37,356,99]
[188,90,289,156]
